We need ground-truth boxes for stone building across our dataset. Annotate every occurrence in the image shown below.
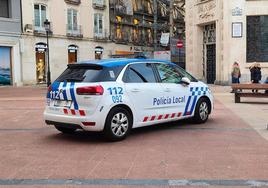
[185,0,268,84]
[20,0,153,85]
[0,0,22,86]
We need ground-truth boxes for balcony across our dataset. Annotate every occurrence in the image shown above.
[33,23,53,36]
[94,32,109,42]
[113,34,129,44]
[93,0,106,10]
[66,25,83,39]
[64,0,81,5]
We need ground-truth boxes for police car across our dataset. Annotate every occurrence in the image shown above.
[44,58,213,141]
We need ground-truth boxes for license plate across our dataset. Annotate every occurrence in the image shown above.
[53,100,72,108]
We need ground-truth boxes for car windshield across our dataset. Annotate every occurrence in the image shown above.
[56,64,124,83]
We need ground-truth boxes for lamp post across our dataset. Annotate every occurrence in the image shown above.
[44,19,51,86]
[177,28,184,68]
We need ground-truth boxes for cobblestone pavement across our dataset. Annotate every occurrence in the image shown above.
[0,86,267,188]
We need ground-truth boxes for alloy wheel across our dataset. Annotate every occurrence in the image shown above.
[199,102,209,121]
[111,113,129,137]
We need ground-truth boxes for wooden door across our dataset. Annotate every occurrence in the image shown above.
[68,52,77,64]
[36,52,46,83]
[206,44,216,84]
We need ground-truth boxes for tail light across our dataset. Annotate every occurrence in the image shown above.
[76,85,104,95]
[47,85,52,92]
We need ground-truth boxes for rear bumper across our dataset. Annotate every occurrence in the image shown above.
[45,120,82,129]
[44,111,105,132]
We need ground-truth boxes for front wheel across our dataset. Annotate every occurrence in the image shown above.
[54,125,77,134]
[193,98,210,124]
[103,107,132,141]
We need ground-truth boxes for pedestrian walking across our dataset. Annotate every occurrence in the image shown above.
[231,62,241,93]
[250,62,262,93]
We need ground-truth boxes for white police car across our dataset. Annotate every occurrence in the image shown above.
[44,59,213,141]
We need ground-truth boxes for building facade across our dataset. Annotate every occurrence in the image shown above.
[185,0,268,84]
[21,0,153,85]
[0,0,22,86]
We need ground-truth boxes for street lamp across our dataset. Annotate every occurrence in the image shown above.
[177,28,184,69]
[44,19,51,86]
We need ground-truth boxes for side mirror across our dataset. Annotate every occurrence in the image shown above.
[180,77,191,85]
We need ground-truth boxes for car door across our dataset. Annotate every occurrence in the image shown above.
[122,63,163,127]
[154,63,192,120]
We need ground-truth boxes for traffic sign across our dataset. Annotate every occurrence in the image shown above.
[176,40,183,48]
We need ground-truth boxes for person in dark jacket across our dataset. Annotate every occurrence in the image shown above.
[250,63,262,93]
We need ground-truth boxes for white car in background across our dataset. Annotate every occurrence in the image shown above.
[44,58,213,141]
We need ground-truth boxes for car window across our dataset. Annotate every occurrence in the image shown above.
[56,65,123,82]
[123,63,157,83]
[172,64,198,82]
[155,64,182,84]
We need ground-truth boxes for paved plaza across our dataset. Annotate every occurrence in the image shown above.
[0,86,268,187]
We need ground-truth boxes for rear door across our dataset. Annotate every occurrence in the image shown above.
[122,63,163,126]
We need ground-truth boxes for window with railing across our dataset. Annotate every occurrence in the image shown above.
[93,0,105,8]
[0,0,10,18]
[65,0,81,5]
[94,13,104,37]
[144,0,153,14]
[34,4,47,31]
[67,9,78,31]
[133,0,142,12]
[132,19,140,43]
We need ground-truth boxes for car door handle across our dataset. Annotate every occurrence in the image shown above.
[164,88,171,92]
[130,88,140,93]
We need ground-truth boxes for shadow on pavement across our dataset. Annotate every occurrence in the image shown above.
[44,118,215,144]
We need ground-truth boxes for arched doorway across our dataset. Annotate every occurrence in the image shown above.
[68,45,78,64]
[35,42,47,84]
[95,46,103,60]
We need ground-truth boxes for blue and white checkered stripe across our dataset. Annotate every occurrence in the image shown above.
[190,87,208,96]
[184,87,208,116]
[48,81,79,110]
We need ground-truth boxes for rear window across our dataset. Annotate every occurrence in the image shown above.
[56,64,124,82]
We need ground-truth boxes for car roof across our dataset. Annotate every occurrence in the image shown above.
[77,58,174,68]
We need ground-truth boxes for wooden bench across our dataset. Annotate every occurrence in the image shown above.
[231,84,268,103]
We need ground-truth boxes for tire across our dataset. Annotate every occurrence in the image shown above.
[54,125,77,134]
[103,107,132,141]
[193,98,210,124]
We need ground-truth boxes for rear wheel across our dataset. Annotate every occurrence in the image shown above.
[193,98,210,124]
[104,107,132,141]
[54,125,76,134]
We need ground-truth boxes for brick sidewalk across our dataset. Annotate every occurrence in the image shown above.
[0,87,267,187]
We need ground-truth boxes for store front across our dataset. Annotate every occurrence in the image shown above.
[68,45,78,64]
[0,46,12,85]
[35,42,47,84]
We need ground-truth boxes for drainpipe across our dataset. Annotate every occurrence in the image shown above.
[153,0,157,51]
